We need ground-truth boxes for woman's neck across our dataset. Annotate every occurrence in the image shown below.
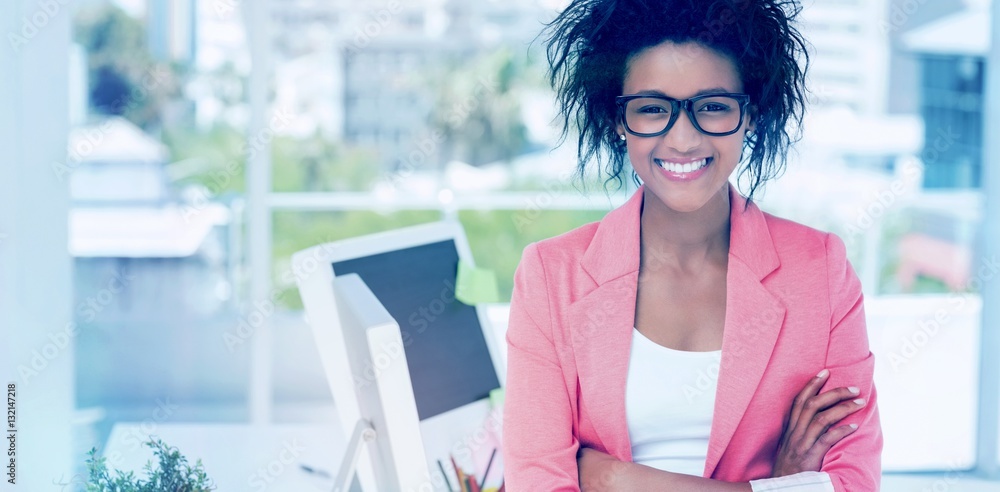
[639,186,731,273]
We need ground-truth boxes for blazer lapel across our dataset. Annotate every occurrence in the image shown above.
[704,186,784,477]
[568,273,640,461]
[569,185,645,461]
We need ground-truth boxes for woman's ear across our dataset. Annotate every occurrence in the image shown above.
[745,105,757,135]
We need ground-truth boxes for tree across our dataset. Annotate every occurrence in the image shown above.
[426,48,535,167]
[73,3,182,131]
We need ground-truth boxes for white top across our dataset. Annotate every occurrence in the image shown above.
[625,327,722,477]
[625,326,836,491]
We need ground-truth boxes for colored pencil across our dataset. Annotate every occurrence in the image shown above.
[478,448,497,489]
[450,455,467,492]
[437,459,454,492]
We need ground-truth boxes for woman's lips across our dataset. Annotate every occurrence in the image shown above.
[654,157,713,182]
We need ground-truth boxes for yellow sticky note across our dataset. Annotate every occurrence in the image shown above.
[456,259,501,305]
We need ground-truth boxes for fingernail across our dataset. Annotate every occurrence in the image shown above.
[854,398,866,406]
[817,369,829,378]
[848,386,860,395]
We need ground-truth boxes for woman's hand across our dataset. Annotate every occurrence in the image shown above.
[578,446,628,491]
[772,368,865,477]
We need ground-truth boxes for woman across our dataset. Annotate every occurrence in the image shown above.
[501,0,882,490]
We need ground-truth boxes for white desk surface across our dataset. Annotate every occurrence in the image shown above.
[103,423,347,491]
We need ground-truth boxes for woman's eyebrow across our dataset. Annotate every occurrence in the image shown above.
[692,86,737,96]
[627,86,736,98]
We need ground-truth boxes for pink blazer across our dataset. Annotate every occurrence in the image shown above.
[502,184,882,491]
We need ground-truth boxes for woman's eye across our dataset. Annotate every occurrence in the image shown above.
[699,103,730,112]
[638,105,669,114]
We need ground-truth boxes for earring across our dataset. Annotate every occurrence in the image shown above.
[619,134,626,141]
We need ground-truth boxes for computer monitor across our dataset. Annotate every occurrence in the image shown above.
[293,220,505,492]
[331,273,428,491]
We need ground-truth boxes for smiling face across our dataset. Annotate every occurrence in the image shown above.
[619,41,753,213]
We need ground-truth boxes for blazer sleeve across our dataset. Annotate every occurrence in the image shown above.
[502,242,582,491]
[819,233,884,491]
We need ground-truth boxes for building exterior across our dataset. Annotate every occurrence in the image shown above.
[799,0,893,114]
[339,0,551,169]
[902,5,989,189]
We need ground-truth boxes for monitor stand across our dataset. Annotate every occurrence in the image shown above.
[333,419,376,492]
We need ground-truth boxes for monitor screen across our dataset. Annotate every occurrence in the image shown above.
[332,240,501,421]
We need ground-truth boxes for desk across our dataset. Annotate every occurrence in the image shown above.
[103,414,502,491]
[103,423,347,491]
[99,304,514,490]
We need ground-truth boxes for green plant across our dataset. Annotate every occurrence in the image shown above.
[73,4,183,130]
[84,438,214,492]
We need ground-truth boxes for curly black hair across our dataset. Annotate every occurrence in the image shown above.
[543,0,809,201]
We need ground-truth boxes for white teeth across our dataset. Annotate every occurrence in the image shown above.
[656,158,708,173]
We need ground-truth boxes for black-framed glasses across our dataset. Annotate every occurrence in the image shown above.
[616,93,750,137]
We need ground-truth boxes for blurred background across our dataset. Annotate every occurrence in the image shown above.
[1,0,999,489]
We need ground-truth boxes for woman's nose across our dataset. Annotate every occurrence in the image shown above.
[661,110,703,153]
